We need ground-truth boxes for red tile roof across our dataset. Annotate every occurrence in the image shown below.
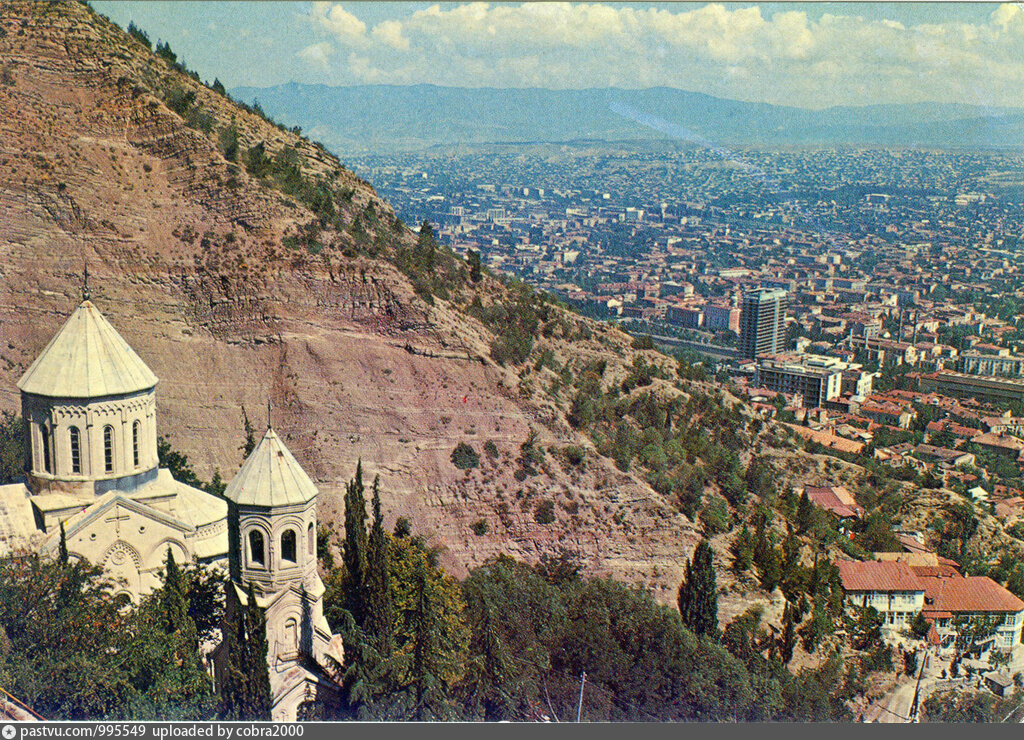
[837,560,924,593]
[896,533,930,554]
[805,486,865,519]
[920,575,1024,614]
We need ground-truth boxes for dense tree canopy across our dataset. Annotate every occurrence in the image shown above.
[0,551,217,720]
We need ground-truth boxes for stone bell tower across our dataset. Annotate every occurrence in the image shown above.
[217,425,343,721]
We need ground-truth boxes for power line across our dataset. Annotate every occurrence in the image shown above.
[0,685,45,721]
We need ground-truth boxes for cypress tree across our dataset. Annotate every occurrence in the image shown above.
[160,547,188,635]
[796,490,815,533]
[241,582,272,720]
[58,520,68,564]
[337,476,397,720]
[779,602,797,665]
[364,475,394,658]
[219,602,243,719]
[147,547,210,712]
[730,524,753,573]
[410,558,439,720]
[753,523,782,593]
[343,461,369,626]
[476,602,514,721]
[220,582,272,720]
[467,249,482,283]
[677,539,719,638]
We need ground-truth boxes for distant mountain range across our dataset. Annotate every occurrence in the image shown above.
[230,83,1024,153]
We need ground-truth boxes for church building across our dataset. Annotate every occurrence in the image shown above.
[0,294,229,596]
[0,293,343,720]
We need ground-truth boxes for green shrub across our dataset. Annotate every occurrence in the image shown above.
[471,519,489,536]
[483,440,499,458]
[700,496,731,535]
[218,124,240,161]
[163,86,195,117]
[835,535,870,560]
[534,499,556,525]
[451,442,480,470]
[632,334,655,350]
[563,445,585,467]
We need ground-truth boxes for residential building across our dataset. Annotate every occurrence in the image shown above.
[704,302,741,332]
[837,560,926,632]
[755,356,842,408]
[912,444,976,469]
[804,485,864,519]
[973,432,1024,460]
[740,288,787,358]
[918,573,1024,653]
[958,351,1024,378]
[666,304,703,329]
[919,371,1024,404]
[859,400,914,430]
[841,368,875,398]
[846,336,918,366]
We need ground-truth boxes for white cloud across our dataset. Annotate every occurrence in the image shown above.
[310,2,366,45]
[371,20,410,51]
[298,41,333,70]
[300,2,1024,108]
[992,3,1024,33]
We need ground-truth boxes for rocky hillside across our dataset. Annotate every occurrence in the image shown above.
[0,1,710,593]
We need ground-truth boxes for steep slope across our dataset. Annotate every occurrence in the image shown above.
[0,1,700,594]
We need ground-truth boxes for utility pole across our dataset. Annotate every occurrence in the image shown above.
[910,648,928,722]
[576,670,587,723]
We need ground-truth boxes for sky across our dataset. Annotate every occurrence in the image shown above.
[90,2,1024,110]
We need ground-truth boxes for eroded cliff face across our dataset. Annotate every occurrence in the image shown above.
[0,1,698,596]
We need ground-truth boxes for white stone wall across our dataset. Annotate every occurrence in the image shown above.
[852,589,926,630]
[23,389,157,485]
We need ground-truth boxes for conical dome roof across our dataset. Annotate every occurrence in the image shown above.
[17,300,158,398]
[224,428,318,507]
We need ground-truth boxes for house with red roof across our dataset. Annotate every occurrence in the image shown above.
[837,558,1024,654]
[836,560,925,633]
[804,485,865,520]
[973,432,1024,461]
[917,572,1024,655]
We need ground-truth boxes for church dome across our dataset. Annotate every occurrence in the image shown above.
[224,428,318,508]
[17,300,158,398]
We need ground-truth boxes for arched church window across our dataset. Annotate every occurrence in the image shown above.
[284,617,298,656]
[249,530,265,566]
[41,425,52,473]
[103,425,114,473]
[132,420,140,468]
[307,522,315,556]
[69,426,81,474]
[281,529,297,563]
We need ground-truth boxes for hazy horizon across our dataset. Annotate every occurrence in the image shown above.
[91,2,1024,112]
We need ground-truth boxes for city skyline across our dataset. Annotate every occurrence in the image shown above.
[91,1,1024,110]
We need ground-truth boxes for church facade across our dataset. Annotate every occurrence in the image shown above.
[0,296,229,596]
[0,295,343,720]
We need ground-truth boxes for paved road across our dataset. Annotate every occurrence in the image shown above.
[864,678,915,722]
